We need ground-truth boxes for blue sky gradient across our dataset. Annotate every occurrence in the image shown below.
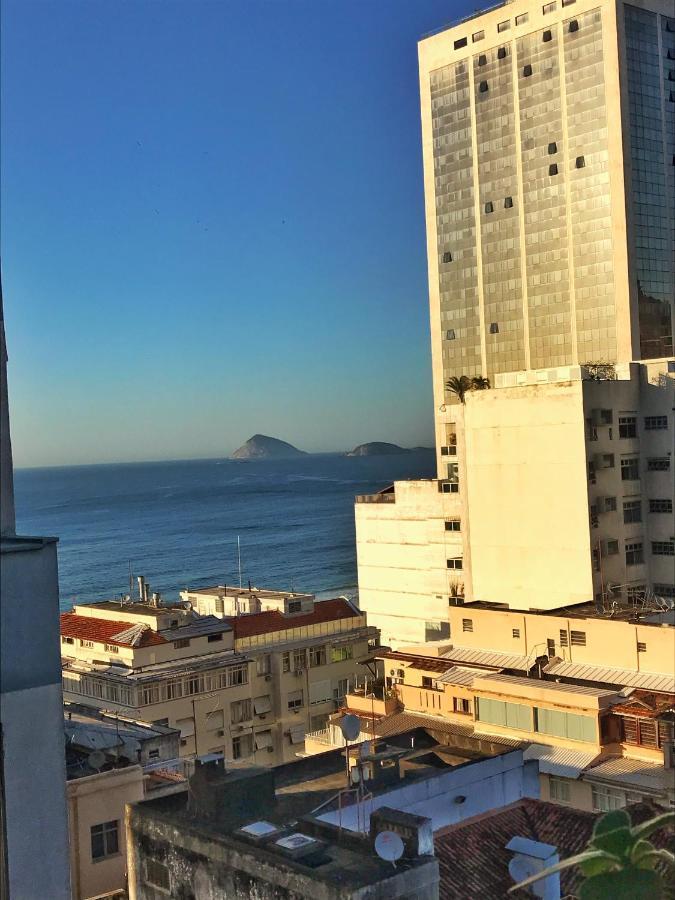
[2,0,472,466]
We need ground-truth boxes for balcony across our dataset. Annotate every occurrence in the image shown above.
[355,493,396,504]
[345,685,400,717]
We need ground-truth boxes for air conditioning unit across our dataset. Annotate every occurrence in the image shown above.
[264,674,272,682]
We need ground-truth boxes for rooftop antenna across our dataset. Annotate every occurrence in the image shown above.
[128,560,133,598]
[237,536,242,589]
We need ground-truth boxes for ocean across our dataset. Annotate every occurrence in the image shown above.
[13,452,435,612]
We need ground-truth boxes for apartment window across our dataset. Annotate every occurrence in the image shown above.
[543,29,553,42]
[522,63,533,77]
[575,155,585,168]
[104,644,119,654]
[621,457,640,481]
[559,629,569,647]
[472,30,485,42]
[548,142,558,154]
[422,676,434,689]
[91,820,119,861]
[476,697,531,730]
[215,596,225,614]
[282,652,290,673]
[489,322,499,334]
[497,20,510,32]
[462,618,473,633]
[288,600,302,613]
[570,630,586,647]
[592,785,641,812]
[625,542,644,566]
[232,733,253,759]
[230,698,252,724]
[548,163,558,176]
[626,586,645,604]
[173,638,190,649]
[549,777,571,803]
[440,445,456,456]
[497,46,507,59]
[543,2,556,13]
[645,416,668,430]
[504,196,513,208]
[80,639,94,648]
[479,80,489,93]
[446,329,456,340]
[485,201,494,214]
[568,19,579,32]
[256,654,271,675]
[535,708,595,742]
[647,458,670,471]
[141,684,160,706]
[333,678,349,701]
[652,541,675,556]
[454,36,467,49]
[293,649,307,670]
[287,689,304,711]
[62,636,75,645]
[207,633,223,643]
[478,54,487,66]
[618,416,637,438]
[309,645,326,667]
[649,499,672,513]
[516,13,529,24]
[441,482,459,493]
[453,697,471,714]
[655,584,675,599]
[445,519,461,532]
[562,0,576,5]
[604,497,617,512]
[512,629,520,639]
[623,500,642,524]
[447,558,463,569]
[637,642,647,653]
[227,663,248,686]
[144,858,170,892]
[442,250,453,263]
[309,679,332,705]
[331,645,353,663]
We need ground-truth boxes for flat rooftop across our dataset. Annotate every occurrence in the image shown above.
[461,599,674,626]
[185,585,315,600]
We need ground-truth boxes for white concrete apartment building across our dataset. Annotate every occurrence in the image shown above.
[356,0,675,647]
[60,586,379,767]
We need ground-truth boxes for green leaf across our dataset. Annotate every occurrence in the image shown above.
[593,810,631,837]
[591,826,634,858]
[507,851,608,893]
[632,812,675,842]
[579,868,662,900]
[635,849,675,871]
[580,856,618,877]
[631,839,657,864]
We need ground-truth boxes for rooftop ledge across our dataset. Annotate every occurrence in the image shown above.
[1,533,58,553]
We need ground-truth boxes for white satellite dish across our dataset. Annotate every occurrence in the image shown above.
[339,714,361,742]
[87,750,106,771]
[375,831,404,863]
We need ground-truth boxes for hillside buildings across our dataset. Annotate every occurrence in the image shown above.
[0,283,71,897]
[356,0,675,647]
[60,583,379,766]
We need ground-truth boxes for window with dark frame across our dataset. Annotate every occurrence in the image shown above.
[625,542,644,566]
[623,500,642,524]
[523,64,533,77]
[618,416,637,438]
[91,820,119,861]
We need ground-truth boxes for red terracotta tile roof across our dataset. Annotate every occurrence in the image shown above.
[224,598,360,640]
[60,613,167,648]
[434,798,673,899]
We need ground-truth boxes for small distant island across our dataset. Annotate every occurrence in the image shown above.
[345,442,433,457]
[230,434,307,460]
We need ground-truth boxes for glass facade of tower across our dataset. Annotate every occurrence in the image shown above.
[624,5,675,360]
[430,8,618,387]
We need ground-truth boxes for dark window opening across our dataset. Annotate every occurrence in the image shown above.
[543,29,552,42]
[446,329,456,340]
[498,46,507,59]
[523,64,533,76]
[549,163,558,176]
[454,37,468,49]
[442,250,453,263]
[479,80,489,93]
[478,54,487,66]
[575,155,585,168]
[504,196,513,208]
[548,142,558,154]
[489,322,499,334]
[568,19,579,32]
[485,201,494,213]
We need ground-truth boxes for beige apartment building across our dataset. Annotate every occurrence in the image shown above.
[61,586,379,767]
[356,0,675,646]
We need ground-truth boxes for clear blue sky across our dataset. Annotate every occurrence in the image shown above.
[2,0,472,467]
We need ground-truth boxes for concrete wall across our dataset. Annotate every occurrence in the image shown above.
[316,750,539,833]
[68,766,145,900]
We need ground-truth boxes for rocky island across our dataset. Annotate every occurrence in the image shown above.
[347,442,418,457]
[230,434,307,460]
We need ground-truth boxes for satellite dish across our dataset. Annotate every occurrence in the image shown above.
[374,831,404,863]
[508,856,541,889]
[339,714,361,742]
[87,750,106,771]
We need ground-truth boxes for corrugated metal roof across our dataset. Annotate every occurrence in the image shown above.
[544,661,675,694]
[583,756,668,793]
[473,673,617,698]
[523,743,601,778]
[441,646,531,671]
[436,666,487,686]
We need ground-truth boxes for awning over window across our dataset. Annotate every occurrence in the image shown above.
[254,696,272,715]
[255,730,273,750]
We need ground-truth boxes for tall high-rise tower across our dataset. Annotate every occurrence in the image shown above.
[355,0,674,647]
